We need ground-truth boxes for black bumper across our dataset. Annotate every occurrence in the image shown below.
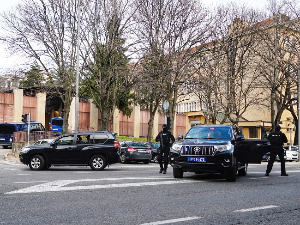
[170,155,235,174]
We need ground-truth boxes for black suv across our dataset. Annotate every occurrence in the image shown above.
[19,131,120,171]
[170,125,270,181]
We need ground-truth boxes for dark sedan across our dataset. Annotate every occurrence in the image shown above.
[119,141,152,164]
[144,142,160,163]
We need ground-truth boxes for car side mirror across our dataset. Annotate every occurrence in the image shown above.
[178,135,183,141]
[50,143,57,148]
[236,134,245,141]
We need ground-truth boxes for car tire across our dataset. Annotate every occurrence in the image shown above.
[226,158,237,182]
[143,160,150,164]
[226,167,237,182]
[173,168,183,178]
[120,153,127,164]
[153,155,158,163]
[29,155,45,171]
[238,163,248,176]
[89,155,107,171]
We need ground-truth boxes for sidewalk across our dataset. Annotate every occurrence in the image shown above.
[0,148,20,164]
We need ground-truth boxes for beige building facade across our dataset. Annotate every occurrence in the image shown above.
[176,14,300,142]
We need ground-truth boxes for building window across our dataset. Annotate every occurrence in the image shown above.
[249,127,258,138]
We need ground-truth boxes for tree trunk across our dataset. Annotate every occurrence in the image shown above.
[101,107,111,131]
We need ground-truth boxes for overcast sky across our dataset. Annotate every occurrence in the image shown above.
[0,0,270,73]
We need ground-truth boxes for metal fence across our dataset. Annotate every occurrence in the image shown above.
[13,131,61,143]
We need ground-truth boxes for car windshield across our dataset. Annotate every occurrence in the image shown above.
[185,127,232,139]
[284,146,298,151]
[52,119,63,126]
[150,143,160,149]
[0,125,15,134]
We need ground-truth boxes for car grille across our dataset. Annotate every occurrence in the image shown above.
[180,145,216,156]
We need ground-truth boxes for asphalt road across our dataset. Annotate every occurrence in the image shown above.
[1,149,300,225]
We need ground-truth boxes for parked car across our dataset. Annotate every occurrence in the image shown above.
[119,141,152,164]
[283,145,299,162]
[33,139,54,145]
[50,117,64,132]
[262,147,289,162]
[144,142,160,163]
[19,131,120,171]
[0,122,45,149]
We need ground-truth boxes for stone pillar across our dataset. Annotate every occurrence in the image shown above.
[172,114,177,137]
[152,111,159,139]
[68,98,76,132]
[13,89,23,122]
[133,105,140,138]
[113,108,120,134]
[89,100,98,131]
[36,93,46,126]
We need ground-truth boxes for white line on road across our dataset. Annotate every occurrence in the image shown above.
[140,216,202,225]
[6,177,201,194]
[234,205,279,212]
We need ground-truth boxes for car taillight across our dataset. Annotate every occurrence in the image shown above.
[147,149,152,153]
[128,148,136,152]
[114,141,119,148]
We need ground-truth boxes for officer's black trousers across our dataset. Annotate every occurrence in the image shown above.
[266,148,286,174]
[157,149,170,169]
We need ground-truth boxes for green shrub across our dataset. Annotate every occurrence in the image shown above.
[116,136,156,142]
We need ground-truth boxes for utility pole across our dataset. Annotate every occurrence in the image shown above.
[27,113,30,146]
[75,0,81,133]
[298,60,300,146]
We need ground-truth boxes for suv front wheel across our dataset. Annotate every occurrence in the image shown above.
[89,155,107,171]
[173,167,183,178]
[29,155,45,171]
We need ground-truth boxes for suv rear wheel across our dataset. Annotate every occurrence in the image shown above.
[29,155,45,171]
[89,155,107,171]
[238,163,248,176]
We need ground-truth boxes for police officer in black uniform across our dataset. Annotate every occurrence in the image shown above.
[265,125,288,176]
[155,124,175,174]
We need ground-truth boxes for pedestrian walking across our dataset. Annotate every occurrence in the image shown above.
[155,124,175,174]
[265,125,288,176]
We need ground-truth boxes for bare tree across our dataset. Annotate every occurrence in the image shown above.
[255,10,299,134]
[1,0,80,133]
[192,3,267,125]
[132,0,211,139]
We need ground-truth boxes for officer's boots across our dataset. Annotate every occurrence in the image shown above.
[159,166,163,173]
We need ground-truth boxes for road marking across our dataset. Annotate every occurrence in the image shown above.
[14,181,50,184]
[140,216,202,225]
[234,205,279,212]
[6,177,201,194]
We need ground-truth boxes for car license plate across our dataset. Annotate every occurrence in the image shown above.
[188,157,206,162]
[0,138,5,140]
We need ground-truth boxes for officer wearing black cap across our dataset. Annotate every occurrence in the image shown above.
[155,124,175,174]
[265,125,288,176]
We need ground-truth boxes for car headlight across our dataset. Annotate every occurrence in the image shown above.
[20,147,31,153]
[214,144,231,152]
[172,143,182,152]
